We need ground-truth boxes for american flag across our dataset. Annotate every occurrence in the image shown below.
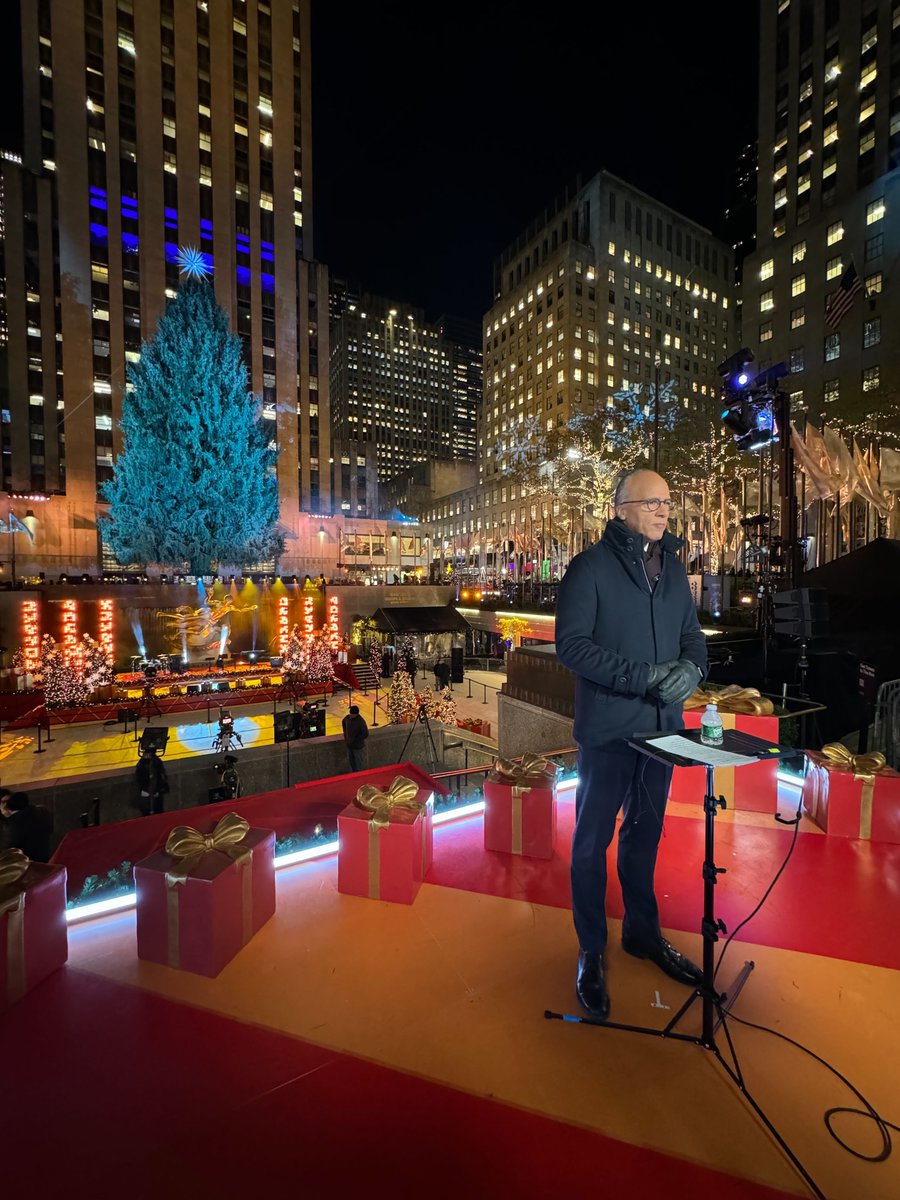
[824,261,863,329]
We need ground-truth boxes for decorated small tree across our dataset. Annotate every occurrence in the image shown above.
[40,634,90,709]
[387,669,417,723]
[305,633,334,684]
[421,686,457,726]
[368,640,383,680]
[283,624,306,673]
[396,634,416,675]
[80,634,114,692]
[10,648,25,674]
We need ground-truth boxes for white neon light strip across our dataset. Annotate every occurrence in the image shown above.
[74,771,812,926]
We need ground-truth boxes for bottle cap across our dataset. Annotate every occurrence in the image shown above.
[705,703,718,713]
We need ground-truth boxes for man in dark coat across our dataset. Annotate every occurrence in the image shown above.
[556,467,707,1021]
[342,704,369,773]
[0,790,53,862]
[135,747,170,816]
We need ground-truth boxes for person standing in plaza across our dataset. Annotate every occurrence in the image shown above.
[135,747,169,816]
[342,704,369,773]
[555,467,707,1021]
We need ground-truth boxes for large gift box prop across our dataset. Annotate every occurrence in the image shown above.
[669,687,779,814]
[1,848,68,1013]
[135,813,275,977]
[484,753,558,860]
[338,776,433,905]
[802,744,900,844]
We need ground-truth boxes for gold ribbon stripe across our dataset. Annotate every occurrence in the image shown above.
[1,849,31,1006]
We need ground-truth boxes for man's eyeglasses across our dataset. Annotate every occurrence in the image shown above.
[618,498,676,512]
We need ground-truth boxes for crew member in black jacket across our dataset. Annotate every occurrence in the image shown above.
[556,467,708,1020]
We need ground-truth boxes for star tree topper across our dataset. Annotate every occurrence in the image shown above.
[176,245,213,279]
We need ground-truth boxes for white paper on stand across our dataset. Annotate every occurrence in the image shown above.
[645,734,759,768]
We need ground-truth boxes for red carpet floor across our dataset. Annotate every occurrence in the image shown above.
[5,788,899,1200]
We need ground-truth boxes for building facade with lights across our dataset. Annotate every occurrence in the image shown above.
[741,0,900,437]
[328,281,481,510]
[417,171,736,578]
[0,0,331,576]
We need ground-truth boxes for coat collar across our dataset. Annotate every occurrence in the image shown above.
[601,517,684,557]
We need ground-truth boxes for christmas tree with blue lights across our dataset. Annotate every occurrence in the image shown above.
[103,253,281,574]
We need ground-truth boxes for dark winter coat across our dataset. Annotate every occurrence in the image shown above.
[342,713,369,750]
[555,518,707,747]
[2,803,53,863]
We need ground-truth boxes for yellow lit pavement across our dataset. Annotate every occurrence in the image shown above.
[0,670,503,787]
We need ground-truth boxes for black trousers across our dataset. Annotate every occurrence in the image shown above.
[347,746,367,773]
[571,741,673,954]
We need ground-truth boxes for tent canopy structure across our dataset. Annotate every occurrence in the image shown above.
[369,605,471,635]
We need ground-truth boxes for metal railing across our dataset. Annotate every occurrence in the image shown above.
[874,678,900,768]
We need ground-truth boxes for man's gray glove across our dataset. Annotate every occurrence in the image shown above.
[646,660,679,692]
[657,660,702,705]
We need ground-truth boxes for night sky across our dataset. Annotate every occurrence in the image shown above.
[1,1,758,322]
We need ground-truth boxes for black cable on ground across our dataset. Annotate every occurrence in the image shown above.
[714,787,803,982]
[723,1009,899,1166]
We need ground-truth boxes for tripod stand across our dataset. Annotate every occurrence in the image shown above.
[545,731,822,1200]
[131,685,163,740]
[397,704,441,769]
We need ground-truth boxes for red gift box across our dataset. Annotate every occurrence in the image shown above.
[134,824,275,977]
[0,854,68,1013]
[483,755,558,861]
[668,710,780,813]
[337,780,433,905]
[802,749,900,843]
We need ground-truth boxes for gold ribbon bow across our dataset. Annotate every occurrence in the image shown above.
[0,848,30,896]
[165,812,251,882]
[818,743,888,841]
[683,685,775,716]
[820,743,886,781]
[354,776,424,829]
[489,752,559,785]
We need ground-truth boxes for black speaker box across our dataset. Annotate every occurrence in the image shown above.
[139,727,169,752]
[274,710,300,743]
[450,646,464,683]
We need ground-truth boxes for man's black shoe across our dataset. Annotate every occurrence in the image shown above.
[575,951,610,1020]
[621,934,704,987]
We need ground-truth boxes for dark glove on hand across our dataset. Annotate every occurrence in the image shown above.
[657,660,701,705]
[646,660,679,691]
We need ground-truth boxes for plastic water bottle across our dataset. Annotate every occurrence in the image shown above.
[700,703,724,747]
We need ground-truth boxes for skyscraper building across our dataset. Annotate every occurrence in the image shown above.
[328,282,481,504]
[742,0,899,435]
[0,0,325,571]
[420,171,736,576]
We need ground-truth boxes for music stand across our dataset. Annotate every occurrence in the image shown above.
[545,728,821,1199]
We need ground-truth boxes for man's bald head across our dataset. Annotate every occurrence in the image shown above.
[613,468,673,540]
[613,469,669,508]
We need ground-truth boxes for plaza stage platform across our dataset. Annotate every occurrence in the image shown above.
[6,764,900,1200]
[1,667,336,729]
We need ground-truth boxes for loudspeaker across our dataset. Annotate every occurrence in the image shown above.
[186,684,200,696]
[169,655,184,674]
[139,727,169,753]
[274,710,299,743]
[774,587,829,638]
[450,646,464,683]
[117,708,138,723]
